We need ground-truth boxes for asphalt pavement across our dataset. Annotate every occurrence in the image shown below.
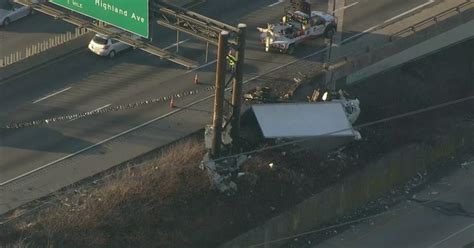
[314,158,474,248]
[0,12,75,58]
[342,0,434,39]
[0,0,442,214]
[0,0,326,183]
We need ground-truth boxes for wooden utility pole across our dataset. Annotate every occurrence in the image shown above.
[325,0,344,90]
[211,31,229,158]
[230,23,247,145]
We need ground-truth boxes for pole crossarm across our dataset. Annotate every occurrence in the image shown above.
[15,0,199,69]
[152,1,240,46]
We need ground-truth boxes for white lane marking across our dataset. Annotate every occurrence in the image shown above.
[0,0,442,186]
[333,1,359,13]
[68,104,111,122]
[342,0,436,44]
[384,0,435,24]
[428,223,474,248]
[164,39,190,50]
[92,104,111,112]
[342,24,379,44]
[33,87,71,104]
[89,104,111,113]
[0,102,201,186]
[268,0,284,7]
[0,46,322,186]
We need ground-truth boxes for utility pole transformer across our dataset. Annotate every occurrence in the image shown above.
[211,31,229,159]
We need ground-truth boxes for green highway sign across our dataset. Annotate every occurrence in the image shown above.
[50,0,149,38]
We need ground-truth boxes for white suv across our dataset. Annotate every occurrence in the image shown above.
[88,30,139,58]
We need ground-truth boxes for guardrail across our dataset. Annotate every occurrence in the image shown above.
[389,0,473,41]
[0,27,89,67]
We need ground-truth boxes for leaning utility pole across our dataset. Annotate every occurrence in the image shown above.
[230,23,247,146]
[211,31,229,159]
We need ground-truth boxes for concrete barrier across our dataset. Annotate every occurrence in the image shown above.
[327,5,474,86]
[0,33,94,82]
[0,0,249,82]
[0,28,89,68]
[346,19,474,85]
[220,129,473,248]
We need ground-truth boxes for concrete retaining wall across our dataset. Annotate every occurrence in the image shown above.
[346,19,474,84]
[221,130,473,248]
[0,33,94,82]
[330,6,474,87]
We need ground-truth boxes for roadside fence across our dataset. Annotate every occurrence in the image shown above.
[0,27,89,67]
[327,0,473,80]
[389,0,473,41]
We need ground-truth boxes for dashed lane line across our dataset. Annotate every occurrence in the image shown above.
[0,0,441,186]
[33,87,72,104]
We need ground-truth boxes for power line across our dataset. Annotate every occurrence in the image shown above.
[215,94,474,163]
[2,95,472,230]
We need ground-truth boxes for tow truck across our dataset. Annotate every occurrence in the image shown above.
[257,5,337,54]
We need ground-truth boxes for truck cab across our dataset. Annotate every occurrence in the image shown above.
[258,10,337,54]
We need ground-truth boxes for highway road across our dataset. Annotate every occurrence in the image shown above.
[0,0,442,214]
[0,12,75,57]
[341,0,435,39]
[314,158,474,248]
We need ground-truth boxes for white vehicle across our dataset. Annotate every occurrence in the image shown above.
[88,28,139,58]
[257,10,337,54]
[0,1,35,27]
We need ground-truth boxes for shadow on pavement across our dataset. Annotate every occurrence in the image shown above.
[0,127,100,153]
[0,12,74,34]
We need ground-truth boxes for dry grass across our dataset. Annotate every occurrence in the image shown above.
[2,113,472,248]
[1,137,327,248]
[2,138,212,248]
[2,40,472,248]
[0,238,34,248]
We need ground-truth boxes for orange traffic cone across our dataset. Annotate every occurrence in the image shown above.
[193,73,199,85]
[169,97,175,109]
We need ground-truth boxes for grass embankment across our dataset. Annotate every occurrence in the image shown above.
[2,37,473,248]
[1,137,346,248]
[1,139,214,247]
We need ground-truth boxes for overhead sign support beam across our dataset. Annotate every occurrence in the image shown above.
[152,1,239,45]
[15,0,199,68]
[16,0,249,159]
